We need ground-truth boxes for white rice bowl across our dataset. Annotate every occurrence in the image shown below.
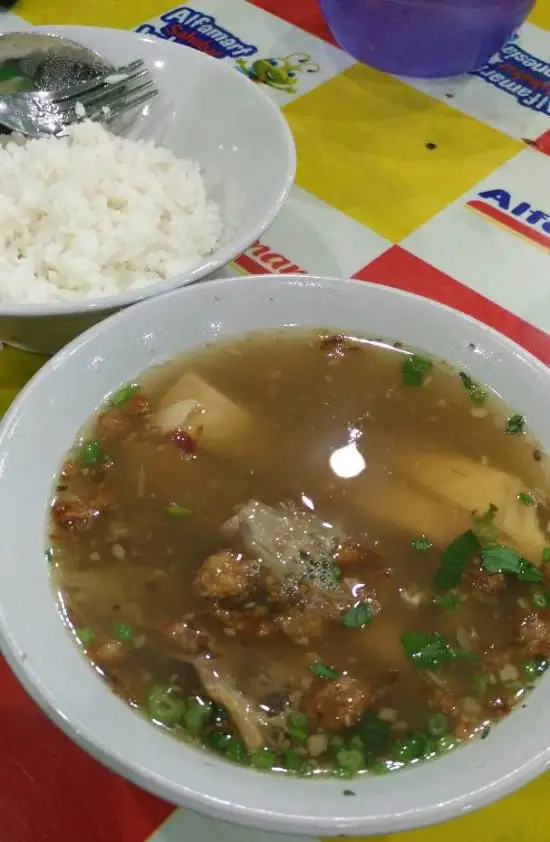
[0,121,223,303]
[0,24,296,354]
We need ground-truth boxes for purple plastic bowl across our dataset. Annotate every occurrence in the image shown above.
[319,0,534,78]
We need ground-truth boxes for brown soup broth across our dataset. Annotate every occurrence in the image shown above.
[48,329,550,777]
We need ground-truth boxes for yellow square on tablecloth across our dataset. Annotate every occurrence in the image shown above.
[320,768,550,842]
[529,0,550,32]
[283,63,523,241]
[16,0,168,27]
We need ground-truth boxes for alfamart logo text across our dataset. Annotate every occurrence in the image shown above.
[467,188,550,250]
[473,41,550,115]
[136,6,258,59]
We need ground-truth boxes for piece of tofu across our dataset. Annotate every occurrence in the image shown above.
[155,372,256,459]
[360,479,469,547]
[401,452,548,564]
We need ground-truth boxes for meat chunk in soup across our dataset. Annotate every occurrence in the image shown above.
[223,499,344,582]
[194,551,257,600]
[160,619,211,656]
[49,328,550,778]
[305,675,372,731]
[518,612,550,656]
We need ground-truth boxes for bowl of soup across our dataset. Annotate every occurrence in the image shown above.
[0,274,549,836]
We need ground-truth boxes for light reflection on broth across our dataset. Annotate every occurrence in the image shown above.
[48,329,550,778]
[329,441,366,479]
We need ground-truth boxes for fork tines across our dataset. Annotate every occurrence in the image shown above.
[86,83,159,126]
[53,59,145,103]
[53,59,158,126]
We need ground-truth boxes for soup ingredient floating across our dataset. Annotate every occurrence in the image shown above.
[48,329,550,778]
[0,120,222,303]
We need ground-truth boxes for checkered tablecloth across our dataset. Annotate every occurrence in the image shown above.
[0,0,549,839]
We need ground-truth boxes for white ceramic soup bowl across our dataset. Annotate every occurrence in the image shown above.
[0,275,549,837]
[0,26,295,354]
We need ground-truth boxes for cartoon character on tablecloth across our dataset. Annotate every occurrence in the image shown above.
[235,52,320,93]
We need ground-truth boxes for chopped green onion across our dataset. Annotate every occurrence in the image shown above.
[309,661,339,679]
[75,627,95,645]
[480,726,491,740]
[476,503,498,522]
[335,748,365,775]
[81,440,103,466]
[459,372,486,405]
[457,372,473,391]
[208,731,232,751]
[288,712,308,741]
[342,789,356,796]
[348,734,365,751]
[113,621,133,640]
[542,548,550,563]
[370,760,394,776]
[281,748,311,775]
[469,387,487,404]
[358,711,391,749]
[411,536,432,551]
[108,383,139,407]
[212,705,228,724]
[533,592,548,609]
[45,547,54,564]
[523,661,538,683]
[392,735,425,762]
[535,656,549,675]
[427,714,448,737]
[471,504,499,547]
[224,736,246,763]
[251,747,277,769]
[505,414,525,435]
[166,503,191,517]
[329,735,346,755]
[517,492,534,505]
[422,737,439,759]
[283,748,300,772]
[402,354,433,386]
[184,698,212,736]
[148,685,186,727]
[436,735,456,753]
[435,593,460,610]
[523,657,549,684]
[341,603,372,629]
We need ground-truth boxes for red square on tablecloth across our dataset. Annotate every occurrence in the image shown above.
[0,658,174,842]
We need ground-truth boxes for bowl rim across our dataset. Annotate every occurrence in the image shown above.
[0,25,296,317]
[1,274,549,836]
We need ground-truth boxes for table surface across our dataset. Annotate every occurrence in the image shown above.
[0,0,549,840]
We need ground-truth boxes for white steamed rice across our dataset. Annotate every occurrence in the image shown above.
[0,121,223,303]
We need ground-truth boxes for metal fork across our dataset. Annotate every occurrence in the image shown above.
[0,59,158,138]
